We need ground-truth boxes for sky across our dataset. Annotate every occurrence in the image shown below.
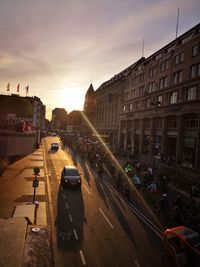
[0,0,199,120]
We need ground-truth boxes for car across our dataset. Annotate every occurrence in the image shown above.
[61,166,82,188]
[51,142,59,150]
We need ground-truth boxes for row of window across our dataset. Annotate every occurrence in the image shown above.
[129,63,200,98]
[131,117,198,130]
[123,86,198,112]
[148,44,199,77]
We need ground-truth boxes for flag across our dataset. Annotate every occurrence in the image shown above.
[17,84,20,93]
[25,85,29,94]
[7,82,10,91]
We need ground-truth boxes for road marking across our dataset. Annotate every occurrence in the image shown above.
[79,250,86,265]
[99,208,114,229]
[134,260,141,267]
[65,202,69,210]
[73,229,78,240]
[63,193,66,199]
[69,214,73,222]
[83,184,91,195]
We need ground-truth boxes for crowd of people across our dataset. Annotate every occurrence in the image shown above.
[60,134,200,234]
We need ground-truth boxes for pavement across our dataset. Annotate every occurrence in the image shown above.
[0,147,53,267]
[0,144,199,267]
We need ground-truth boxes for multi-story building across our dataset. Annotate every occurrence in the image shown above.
[27,96,46,130]
[94,23,200,169]
[51,108,68,130]
[0,94,46,131]
[66,110,82,136]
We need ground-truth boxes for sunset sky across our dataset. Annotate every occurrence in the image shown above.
[0,0,199,120]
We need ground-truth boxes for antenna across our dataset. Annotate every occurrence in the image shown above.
[142,38,145,57]
[176,8,180,39]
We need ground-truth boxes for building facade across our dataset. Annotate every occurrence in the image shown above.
[0,94,46,131]
[66,110,82,136]
[94,23,200,169]
[51,108,68,130]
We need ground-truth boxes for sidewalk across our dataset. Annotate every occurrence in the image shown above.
[0,148,53,267]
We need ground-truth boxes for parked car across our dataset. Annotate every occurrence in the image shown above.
[61,166,82,188]
[51,143,59,150]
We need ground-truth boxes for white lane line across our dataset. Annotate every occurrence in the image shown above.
[134,260,141,267]
[73,229,78,240]
[65,202,69,210]
[63,193,66,199]
[83,184,91,195]
[99,208,114,229]
[69,214,73,222]
[79,250,86,266]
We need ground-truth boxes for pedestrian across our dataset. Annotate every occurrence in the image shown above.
[156,193,169,222]
[148,180,157,193]
[132,174,142,190]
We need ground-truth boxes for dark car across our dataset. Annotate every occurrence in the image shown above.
[51,143,59,150]
[61,166,82,187]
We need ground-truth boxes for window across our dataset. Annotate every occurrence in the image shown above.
[156,118,162,129]
[173,70,183,84]
[134,101,141,109]
[158,95,163,105]
[180,52,184,63]
[149,67,156,77]
[185,118,198,129]
[186,87,197,101]
[160,60,169,72]
[144,119,151,128]
[123,105,126,112]
[125,92,130,100]
[135,120,141,129]
[174,52,184,65]
[190,63,200,78]
[174,55,179,65]
[147,99,151,108]
[144,98,151,108]
[168,119,178,129]
[131,89,136,98]
[170,91,178,104]
[129,103,133,110]
[148,82,157,93]
[192,44,199,57]
[139,73,145,82]
[139,86,144,96]
[160,76,168,89]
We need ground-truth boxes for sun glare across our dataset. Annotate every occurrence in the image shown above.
[58,88,84,113]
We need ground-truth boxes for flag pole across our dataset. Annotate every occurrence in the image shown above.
[175,8,180,39]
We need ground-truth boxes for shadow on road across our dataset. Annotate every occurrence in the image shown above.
[55,184,85,250]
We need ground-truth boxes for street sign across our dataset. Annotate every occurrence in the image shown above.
[33,167,40,175]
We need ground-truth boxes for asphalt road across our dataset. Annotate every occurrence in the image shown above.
[43,136,164,267]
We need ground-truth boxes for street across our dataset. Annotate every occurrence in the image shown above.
[43,136,164,267]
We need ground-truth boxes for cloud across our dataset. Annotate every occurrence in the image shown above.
[0,0,199,115]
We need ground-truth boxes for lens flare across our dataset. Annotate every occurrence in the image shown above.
[80,111,163,230]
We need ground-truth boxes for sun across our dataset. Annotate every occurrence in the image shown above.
[57,87,85,113]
